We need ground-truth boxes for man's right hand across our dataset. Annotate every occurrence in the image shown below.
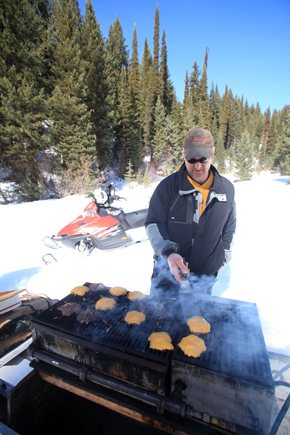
[167,253,190,283]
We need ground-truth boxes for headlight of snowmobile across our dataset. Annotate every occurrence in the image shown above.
[94,189,108,205]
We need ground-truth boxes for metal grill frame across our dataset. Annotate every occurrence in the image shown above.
[171,294,275,433]
[33,287,179,365]
[31,285,180,396]
[172,295,274,388]
[31,287,275,433]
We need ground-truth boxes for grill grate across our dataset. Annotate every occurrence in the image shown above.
[173,298,274,388]
[33,285,179,365]
[33,286,273,388]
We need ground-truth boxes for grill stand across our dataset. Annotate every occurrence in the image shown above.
[31,324,171,396]
[25,345,267,435]
[171,360,274,434]
[21,360,248,435]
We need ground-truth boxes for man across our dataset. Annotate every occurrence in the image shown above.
[145,127,236,297]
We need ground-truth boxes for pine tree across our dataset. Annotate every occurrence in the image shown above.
[189,61,201,124]
[234,130,255,180]
[254,103,264,144]
[141,171,152,187]
[124,159,135,187]
[150,4,160,108]
[0,0,52,89]
[278,105,288,134]
[182,71,195,135]
[274,106,290,175]
[105,16,129,162]
[0,77,49,200]
[0,0,51,200]
[209,83,216,133]
[244,99,250,128]
[105,16,129,122]
[247,103,264,157]
[266,110,278,156]
[152,97,182,175]
[220,85,233,149]
[183,71,190,102]
[160,28,173,114]
[170,93,183,144]
[214,131,226,173]
[262,107,271,155]
[239,96,246,130]
[231,97,242,147]
[48,0,95,172]
[140,38,151,91]
[129,22,141,141]
[199,47,210,129]
[182,104,195,136]
[145,4,161,158]
[163,116,183,174]
[129,24,141,111]
[116,66,142,176]
[81,0,111,165]
[152,96,167,169]
[140,37,152,152]
[209,83,221,143]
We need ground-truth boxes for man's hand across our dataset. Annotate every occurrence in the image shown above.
[167,253,190,283]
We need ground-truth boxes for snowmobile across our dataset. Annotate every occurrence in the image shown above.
[42,183,148,264]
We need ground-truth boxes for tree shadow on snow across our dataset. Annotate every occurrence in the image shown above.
[0,267,42,292]
[273,177,290,184]
[212,264,232,297]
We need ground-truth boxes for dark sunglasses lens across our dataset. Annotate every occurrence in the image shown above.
[187,157,209,164]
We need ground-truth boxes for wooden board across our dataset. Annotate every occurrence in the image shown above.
[0,330,32,356]
[39,371,189,435]
[7,362,225,435]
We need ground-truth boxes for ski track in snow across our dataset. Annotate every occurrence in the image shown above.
[1,171,290,356]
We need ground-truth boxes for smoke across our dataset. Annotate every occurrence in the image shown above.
[149,256,216,299]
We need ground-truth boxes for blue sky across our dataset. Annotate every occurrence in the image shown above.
[78,0,290,114]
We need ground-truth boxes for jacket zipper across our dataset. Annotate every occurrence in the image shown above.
[202,191,227,214]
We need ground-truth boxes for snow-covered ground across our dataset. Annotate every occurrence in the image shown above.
[1,171,290,356]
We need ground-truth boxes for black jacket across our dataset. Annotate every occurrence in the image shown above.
[145,164,236,276]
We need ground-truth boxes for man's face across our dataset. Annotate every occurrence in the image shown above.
[184,151,215,184]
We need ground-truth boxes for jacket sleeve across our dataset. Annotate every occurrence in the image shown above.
[145,179,179,258]
[222,199,236,264]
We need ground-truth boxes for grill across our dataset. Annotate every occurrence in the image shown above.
[33,287,177,363]
[29,284,275,434]
[171,297,274,434]
[173,297,273,388]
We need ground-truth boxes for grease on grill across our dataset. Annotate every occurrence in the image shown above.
[148,332,174,351]
[178,334,206,358]
[57,302,81,316]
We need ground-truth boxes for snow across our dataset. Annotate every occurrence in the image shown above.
[1,171,290,356]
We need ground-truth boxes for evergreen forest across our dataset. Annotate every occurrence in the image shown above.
[1,0,289,203]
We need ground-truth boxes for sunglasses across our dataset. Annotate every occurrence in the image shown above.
[186,156,209,164]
